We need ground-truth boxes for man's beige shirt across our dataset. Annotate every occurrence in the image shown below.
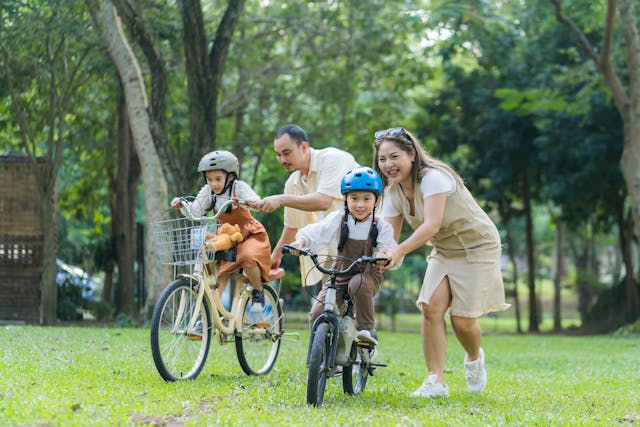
[283,147,358,285]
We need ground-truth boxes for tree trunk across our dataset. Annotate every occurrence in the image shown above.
[523,172,539,332]
[567,234,591,323]
[179,0,245,171]
[615,191,639,320]
[504,221,523,334]
[40,178,59,325]
[552,220,564,332]
[94,0,170,308]
[113,87,140,318]
[112,0,184,195]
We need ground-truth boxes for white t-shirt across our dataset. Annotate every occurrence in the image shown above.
[295,210,397,257]
[182,180,259,217]
[381,168,457,218]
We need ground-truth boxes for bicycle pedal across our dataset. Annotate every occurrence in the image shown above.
[187,334,203,341]
[356,341,375,348]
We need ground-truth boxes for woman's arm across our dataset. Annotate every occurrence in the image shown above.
[380,192,447,269]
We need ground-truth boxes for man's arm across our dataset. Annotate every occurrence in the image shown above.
[260,192,333,213]
[271,226,298,269]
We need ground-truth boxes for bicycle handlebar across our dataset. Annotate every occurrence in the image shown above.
[282,244,389,277]
[178,197,252,221]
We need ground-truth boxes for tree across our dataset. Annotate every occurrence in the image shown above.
[92,0,169,306]
[551,0,640,321]
[0,1,99,324]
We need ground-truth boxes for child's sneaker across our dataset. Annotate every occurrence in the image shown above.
[187,320,203,341]
[410,373,449,398]
[355,329,378,345]
[464,347,487,393]
[250,289,265,312]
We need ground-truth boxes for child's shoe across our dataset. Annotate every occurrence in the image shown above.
[250,289,265,312]
[464,347,487,393]
[355,328,378,345]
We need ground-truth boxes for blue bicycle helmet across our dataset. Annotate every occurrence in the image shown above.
[340,167,383,196]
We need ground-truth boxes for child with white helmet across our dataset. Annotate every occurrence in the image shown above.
[288,167,400,345]
[171,150,271,311]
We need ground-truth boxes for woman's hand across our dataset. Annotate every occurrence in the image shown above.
[378,246,404,270]
[287,239,306,256]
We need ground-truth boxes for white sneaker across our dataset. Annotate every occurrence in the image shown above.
[464,347,487,393]
[410,373,449,398]
[355,329,378,345]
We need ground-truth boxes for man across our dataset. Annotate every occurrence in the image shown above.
[260,124,358,285]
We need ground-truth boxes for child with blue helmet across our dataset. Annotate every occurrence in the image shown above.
[289,167,399,345]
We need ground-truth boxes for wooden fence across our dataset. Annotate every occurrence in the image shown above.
[0,156,44,323]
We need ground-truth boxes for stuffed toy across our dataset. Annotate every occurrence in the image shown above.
[204,223,243,251]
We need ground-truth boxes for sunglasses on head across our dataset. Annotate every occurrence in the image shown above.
[374,127,410,140]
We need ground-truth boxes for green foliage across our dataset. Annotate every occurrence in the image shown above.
[0,326,638,425]
[613,319,640,337]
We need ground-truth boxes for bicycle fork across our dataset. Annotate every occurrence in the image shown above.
[307,314,340,370]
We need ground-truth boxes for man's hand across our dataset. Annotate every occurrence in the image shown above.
[170,197,183,210]
[259,195,283,213]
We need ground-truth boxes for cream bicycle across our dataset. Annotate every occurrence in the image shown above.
[149,199,285,382]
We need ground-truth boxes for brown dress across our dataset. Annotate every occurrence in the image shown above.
[216,205,272,283]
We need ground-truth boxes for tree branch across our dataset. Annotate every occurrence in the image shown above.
[550,0,629,120]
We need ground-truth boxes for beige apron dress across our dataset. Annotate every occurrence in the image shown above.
[386,172,510,317]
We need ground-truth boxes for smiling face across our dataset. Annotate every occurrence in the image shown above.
[204,169,229,195]
[274,133,309,174]
[345,191,377,221]
[375,139,416,186]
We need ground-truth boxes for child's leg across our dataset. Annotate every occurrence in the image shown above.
[348,273,379,330]
[216,273,231,295]
[243,265,264,291]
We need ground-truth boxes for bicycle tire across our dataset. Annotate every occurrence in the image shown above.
[150,278,212,381]
[342,341,368,395]
[306,322,331,406]
[235,284,283,375]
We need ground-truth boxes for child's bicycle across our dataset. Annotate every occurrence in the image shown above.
[282,244,388,407]
[149,198,286,382]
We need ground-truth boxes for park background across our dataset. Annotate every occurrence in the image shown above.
[1,1,640,424]
[2,0,640,333]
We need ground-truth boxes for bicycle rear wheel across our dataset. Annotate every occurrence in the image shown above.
[342,341,369,395]
[307,322,331,406]
[150,278,212,381]
[235,285,283,375]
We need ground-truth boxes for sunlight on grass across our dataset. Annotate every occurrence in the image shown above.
[0,325,638,426]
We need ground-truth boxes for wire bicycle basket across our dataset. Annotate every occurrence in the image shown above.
[151,216,219,266]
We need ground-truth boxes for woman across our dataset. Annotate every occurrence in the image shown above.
[374,127,510,398]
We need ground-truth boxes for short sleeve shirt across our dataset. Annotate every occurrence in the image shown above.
[381,168,456,218]
[283,147,359,229]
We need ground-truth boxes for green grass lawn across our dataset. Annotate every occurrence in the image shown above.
[0,324,638,426]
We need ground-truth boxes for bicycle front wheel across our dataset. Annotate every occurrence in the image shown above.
[235,285,283,375]
[150,278,212,381]
[307,322,331,406]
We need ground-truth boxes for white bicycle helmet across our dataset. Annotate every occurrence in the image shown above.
[197,150,239,176]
